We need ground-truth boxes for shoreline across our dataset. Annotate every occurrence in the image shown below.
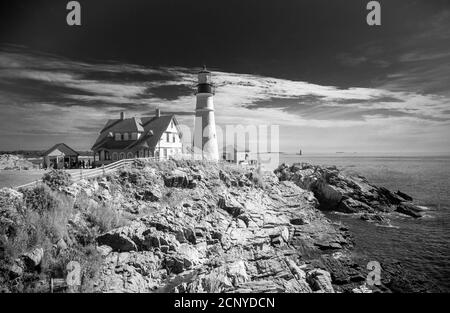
[1,159,447,292]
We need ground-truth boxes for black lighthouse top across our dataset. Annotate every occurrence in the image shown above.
[196,65,214,94]
[199,65,210,73]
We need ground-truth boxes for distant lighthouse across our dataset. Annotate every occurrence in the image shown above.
[193,65,219,161]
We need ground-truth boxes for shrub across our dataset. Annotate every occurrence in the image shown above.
[2,185,73,261]
[22,184,65,214]
[85,201,128,233]
[42,170,71,190]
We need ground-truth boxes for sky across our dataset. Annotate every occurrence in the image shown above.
[0,0,449,154]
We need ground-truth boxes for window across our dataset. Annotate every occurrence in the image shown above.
[112,152,118,161]
[123,133,129,141]
[119,152,126,160]
[115,133,121,141]
[170,120,174,128]
[172,133,176,143]
[166,132,170,142]
[127,152,134,159]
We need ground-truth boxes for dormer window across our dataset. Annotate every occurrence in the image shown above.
[123,133,129,141]
[115,133,121,141]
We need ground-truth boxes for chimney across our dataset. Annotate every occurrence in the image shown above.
[120,112,124,120]
[155,108,161,117]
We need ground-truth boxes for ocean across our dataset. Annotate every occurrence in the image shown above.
[277,154,450,292]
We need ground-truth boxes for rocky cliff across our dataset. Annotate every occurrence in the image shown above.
[0,159,425,293]
[274,163,426,221]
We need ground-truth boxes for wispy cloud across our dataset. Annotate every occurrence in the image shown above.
[0,45,449,154]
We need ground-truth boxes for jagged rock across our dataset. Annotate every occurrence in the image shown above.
[274,163,422,219]
[135,187,162,202]
[218,194,243,217]
[396,190,413,201]
[21,248,44,270]
[290,217,307,225]
[396,203,424,218]
[360,213,390,225]
[97,231,138,252]
[6,159,413,293]
[338,198,373,213]
[306,269,334,293]
[352,284,373,293]
[7,261,24,278]
[164,169,196,188]
[164,256,186,274]
[97,245,113,256]
[219,170,235,187]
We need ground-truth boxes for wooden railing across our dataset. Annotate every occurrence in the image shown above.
[14,157,156,190]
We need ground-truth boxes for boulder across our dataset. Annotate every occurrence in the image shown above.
[136,187,162,202]
[306,269,334,293]
[352,284,373,293]
[226,260,249,285]
[97,231,138,252]
[21,247,44,270]
[218,194,244,217]
[7,261,24,278]
[360,213,390,225]
[378,187,404,205]
[97,245,113,256]
[338,198,373,213]
[315,182,343,210]
[164,169,196,188]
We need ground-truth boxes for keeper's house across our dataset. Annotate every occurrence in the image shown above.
[91,109,182,164]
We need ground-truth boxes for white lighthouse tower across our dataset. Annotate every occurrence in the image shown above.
[193,66,219,161]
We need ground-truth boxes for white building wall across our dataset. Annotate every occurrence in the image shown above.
[156,118,183,159]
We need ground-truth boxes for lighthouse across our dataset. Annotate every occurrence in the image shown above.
[193,66,219,161]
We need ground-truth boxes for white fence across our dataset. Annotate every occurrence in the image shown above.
[14,157,155,190]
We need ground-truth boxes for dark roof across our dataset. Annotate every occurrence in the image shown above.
[99,117,143,134]
[92,117,143,149]
[141,115,175,149]
[43,143,79,156]
[92,114,181,151]
[95,139,136,150]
